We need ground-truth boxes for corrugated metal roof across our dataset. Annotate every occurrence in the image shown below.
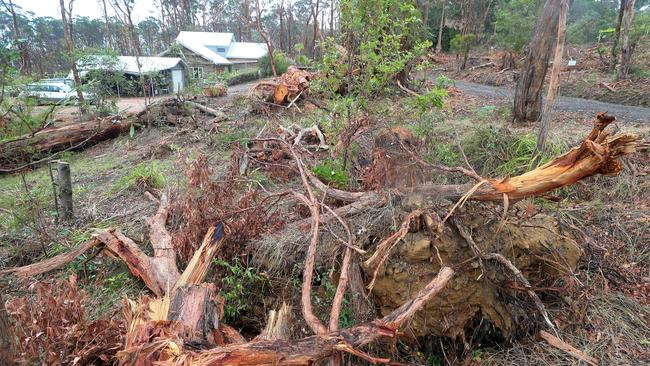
[176,31,233,65]
[226,42,268,60]
[76,56,186,76]
[174,32,268,65]
[117,56,184,74]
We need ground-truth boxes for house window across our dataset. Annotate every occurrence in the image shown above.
[216,47,226,53]
[192,67,203,79]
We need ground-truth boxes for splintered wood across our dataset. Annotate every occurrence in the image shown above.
[248,66,315,106]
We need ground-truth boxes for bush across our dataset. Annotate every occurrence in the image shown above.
[312,160,349,189]
[219,69,260,85]
[409,87,448,115]
[462,125,565,176]
[259,50,289,76]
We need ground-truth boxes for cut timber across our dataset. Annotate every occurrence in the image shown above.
[185,101,226,120]
[0,116,131,172]
[249,66,314,105]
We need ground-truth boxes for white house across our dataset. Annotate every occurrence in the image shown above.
[76,55,188,94]
[160,31,268,79]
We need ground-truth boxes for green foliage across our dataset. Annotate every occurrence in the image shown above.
[462,125,565,176]
[435,75,455,89]
[494,0,541,52]
[318,0,430,99]
[409,87,448,115]
[259,50,289,76]
[430,143,460,166]
[215,258,267,323]
[312,160,349,189]
[218,69,260,85]
[112,161,166,193]
[77,51,126,116]
[450,34,476,54]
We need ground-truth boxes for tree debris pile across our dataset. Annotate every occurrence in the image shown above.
[202,82,227,97]
[248,66,316,106]
[1,112,644,365]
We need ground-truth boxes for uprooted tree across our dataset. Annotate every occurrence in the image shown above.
[2,112,642,364]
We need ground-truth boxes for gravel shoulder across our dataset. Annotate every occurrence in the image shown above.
[455,80,650,123]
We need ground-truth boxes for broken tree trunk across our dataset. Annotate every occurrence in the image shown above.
[56,160,73,220]
[249,67,314,105]
[122,267,454,365]
[0,116,131,173]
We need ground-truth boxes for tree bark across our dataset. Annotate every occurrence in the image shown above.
[278,1,285,52]
[422,0,430,27]
[513,0,561,123]
[0,117,132,173]
[330,0,335,36]
[101,0,114,49]
[0,293,16,366]
[534,0,568,160]
[56,161,73,220]
[436,0,445,53]
[609,0,626,71]
[59,0,86,108]
[288,5,294,57]
[256,0,277,77]
[311,0,320,59]
[130,267,455,365]
[617,0,636,81]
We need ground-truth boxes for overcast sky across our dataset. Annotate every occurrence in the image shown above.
[12,0,158,22]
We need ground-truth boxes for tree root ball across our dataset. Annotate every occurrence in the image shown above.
[366,204,582,339]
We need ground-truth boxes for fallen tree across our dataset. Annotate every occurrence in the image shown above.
[0,115,131,173]
[2,113,641,364]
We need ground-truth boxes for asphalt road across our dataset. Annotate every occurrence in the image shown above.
[454,80,650,123]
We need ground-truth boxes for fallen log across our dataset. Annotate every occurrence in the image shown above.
[0,116,131,173]
[122,267,454,365]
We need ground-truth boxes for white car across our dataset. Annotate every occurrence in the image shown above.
[26,82,93,105]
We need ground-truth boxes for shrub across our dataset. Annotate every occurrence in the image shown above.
[219,69,260,85]
[462,125,565,176]
[312,159,349,189]
[214,258,268,323]
[410,87,448,115]
[259,50,289,76]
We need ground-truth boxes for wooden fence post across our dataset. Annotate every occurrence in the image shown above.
[56,161,73,220]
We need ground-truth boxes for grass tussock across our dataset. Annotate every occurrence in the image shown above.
[112,161,167,193]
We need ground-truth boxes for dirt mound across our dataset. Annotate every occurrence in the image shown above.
[367,204,582,339]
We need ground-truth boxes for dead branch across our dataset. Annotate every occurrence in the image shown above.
[184,100,226,120]
[0,238,101,277]
[539,330,598,366]
[396,79,420,97]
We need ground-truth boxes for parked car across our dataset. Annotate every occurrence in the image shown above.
[25,82,94,105]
